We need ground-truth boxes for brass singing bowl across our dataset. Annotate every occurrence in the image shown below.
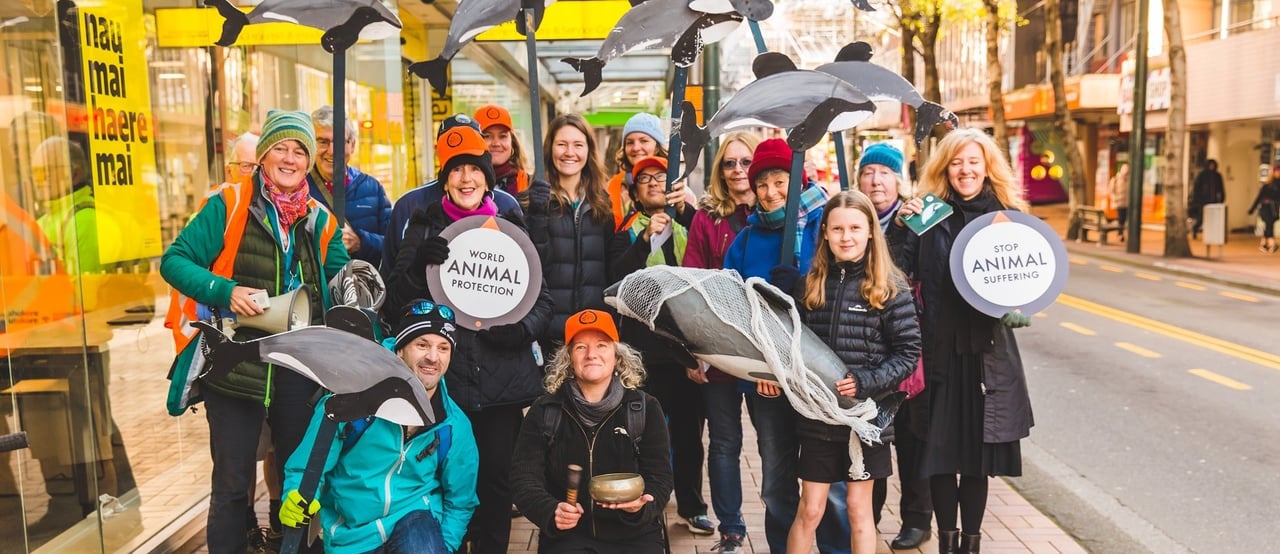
[589,473,645,503]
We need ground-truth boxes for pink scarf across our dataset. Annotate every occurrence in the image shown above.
[441,194,498,222]
[263,176,310,228]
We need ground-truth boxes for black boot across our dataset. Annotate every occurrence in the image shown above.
[937,529,960,554]
[960,532,982,553]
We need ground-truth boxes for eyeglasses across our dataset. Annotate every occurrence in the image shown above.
[636,172,668,186]
[316,137,353,149]
[226,162,257,174]
[403,299,455,322]
[721,158,751,170]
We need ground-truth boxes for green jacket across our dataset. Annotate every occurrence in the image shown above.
[284,381,480,553]
[160,178,348,401]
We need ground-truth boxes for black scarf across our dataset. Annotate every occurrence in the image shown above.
[568,376,625,430]
[954,185,1006,224]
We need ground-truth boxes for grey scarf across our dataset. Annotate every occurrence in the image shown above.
[568,376,625,429]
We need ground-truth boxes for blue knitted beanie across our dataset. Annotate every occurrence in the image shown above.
[622,113,667,149]
[858,142,904,175]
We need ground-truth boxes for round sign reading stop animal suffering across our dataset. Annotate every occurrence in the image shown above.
[427,215,543,330]
[949,210,1068,317]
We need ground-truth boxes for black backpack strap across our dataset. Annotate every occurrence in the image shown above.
[541,405,563,448]
[625,397,645,457]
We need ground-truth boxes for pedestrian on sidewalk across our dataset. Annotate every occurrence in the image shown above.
[609,155,715,537]
[510,310,674,553]
[785,191,921,554]
[725,137,852,554]
[856,144,935,550]
[1248,166,1280,253]
[279,300,479,554]
[888,129,1035,554]
[1108,164,1130,242]
[682,131,762,553]
[1190,160,1225,239]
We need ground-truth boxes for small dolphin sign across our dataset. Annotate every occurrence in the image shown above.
[207,0,402,53]
[409,0,557,92]
[816,42,959,145]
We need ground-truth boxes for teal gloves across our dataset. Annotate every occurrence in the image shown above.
[280,489,320,529]
[1001,311,1032,328]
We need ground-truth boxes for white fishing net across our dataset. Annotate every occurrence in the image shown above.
[609,265,882,479]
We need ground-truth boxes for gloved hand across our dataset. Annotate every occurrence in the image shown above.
[279,489,320,529]
[1001,311,1032,328]
[768,264,802,294]
[413,235,452,271]
[482,322,530,348]
[526,179,552,212]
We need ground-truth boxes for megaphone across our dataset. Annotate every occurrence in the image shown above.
[197,286,313,334]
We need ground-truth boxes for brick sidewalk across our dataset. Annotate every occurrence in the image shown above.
[509,409,1084,554]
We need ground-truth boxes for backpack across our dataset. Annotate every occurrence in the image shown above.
[542,397,646,457]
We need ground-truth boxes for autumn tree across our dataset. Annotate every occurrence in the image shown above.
[1162,0,1191,256]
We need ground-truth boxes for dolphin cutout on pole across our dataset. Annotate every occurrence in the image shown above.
[817,41,959,145]
[560,0,743,96]
[408,0,557,93]
[673,53,877,182]
[207,0,402,53]
[192,322,435,427]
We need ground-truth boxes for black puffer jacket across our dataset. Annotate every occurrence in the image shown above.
[382,200,553,411]
[511,386,673,547]
[796,260,921,442]
[524,193,616,348]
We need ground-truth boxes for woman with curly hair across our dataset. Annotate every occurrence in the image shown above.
[888,129,1033,554]
[511,309,674,553]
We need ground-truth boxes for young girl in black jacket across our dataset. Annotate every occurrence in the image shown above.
[787,191,921,554]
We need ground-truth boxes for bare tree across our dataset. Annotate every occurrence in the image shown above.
[1044,0,1088,214]
[1162,0,1192,256]
[983,0,1009,154]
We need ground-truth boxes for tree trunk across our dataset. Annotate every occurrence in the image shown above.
[1162,0,1192,257]
[1045,0,1088,215]
[984,0,1009,155]
[918,10,942,165]
[900,17,918,175]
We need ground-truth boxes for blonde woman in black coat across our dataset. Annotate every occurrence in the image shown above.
[786,191,921,554]
[889,129,1035,554]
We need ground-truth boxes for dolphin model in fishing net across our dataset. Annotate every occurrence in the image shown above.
[603,266,903,431]
[192,322,436,427]
[561,0,744,96]
[409,0,556,92]
[673,52,877,183]
[816,41,959,145]
[208,0,402,53]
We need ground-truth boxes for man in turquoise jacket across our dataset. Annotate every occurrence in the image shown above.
[281,300,480,553]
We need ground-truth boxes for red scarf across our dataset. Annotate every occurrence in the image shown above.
[262,175,310,228]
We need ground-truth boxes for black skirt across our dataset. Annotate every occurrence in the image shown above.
[798,434,894,483]
[916,353,1022,478]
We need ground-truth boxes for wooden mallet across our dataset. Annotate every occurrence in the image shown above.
[566,464,583,505]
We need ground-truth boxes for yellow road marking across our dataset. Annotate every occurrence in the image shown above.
[1116,342,1162,358]
[1176,281,1207,291]
[1188,369,1252,391]
[1134,273,1162,281]
[1057,294,1280,371]
[1069,258,1088,266]
[1219,291,1259,303]
[1060,322,1096,336]
[1034,312,1048,318]
[1099,265,1124,273]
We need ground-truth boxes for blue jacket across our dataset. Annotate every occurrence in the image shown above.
[308,167,393,267]
[283,382,479,553]
[722,207,823,280]
[380,180,523,274]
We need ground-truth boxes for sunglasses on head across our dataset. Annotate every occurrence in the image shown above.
[721,158,751,170]
[403,299,455,322]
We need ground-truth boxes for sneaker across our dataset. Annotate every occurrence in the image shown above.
[682,514,716,535]
[245,527,268,554]
[712,533,744,552]
[1261,246,1270,253]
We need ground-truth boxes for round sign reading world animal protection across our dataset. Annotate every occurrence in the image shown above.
[426,215,543,330]
[948,210,1069,317]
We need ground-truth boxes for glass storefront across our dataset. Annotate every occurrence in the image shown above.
[0,1,417,551]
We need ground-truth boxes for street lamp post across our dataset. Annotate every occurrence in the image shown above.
[1126,0,1150,254]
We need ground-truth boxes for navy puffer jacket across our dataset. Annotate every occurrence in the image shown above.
[308,167,392,267]
[797,260,921,442]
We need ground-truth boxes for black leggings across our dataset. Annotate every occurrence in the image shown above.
[930,474,989,534]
